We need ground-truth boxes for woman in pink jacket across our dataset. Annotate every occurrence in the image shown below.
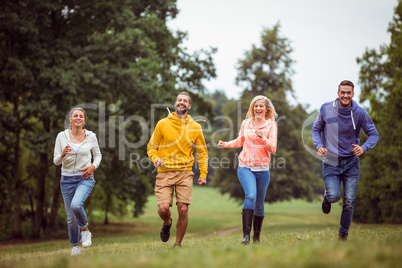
[218,95,278,244]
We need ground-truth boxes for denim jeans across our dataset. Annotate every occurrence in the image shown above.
[237,167,270,216]
[60,175,95,246]
[323,156,360,237]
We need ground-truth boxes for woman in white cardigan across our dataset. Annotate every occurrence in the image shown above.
[53,107,101,256]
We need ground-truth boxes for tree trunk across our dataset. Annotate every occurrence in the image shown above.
[33,117,50,238]
[11,131,23,239]
[104,209,109,225]
[104,193,110,224]
[32,152,47,238]
[49,165,61,229]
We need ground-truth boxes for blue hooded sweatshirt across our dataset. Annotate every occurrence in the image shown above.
[312,99,379,158]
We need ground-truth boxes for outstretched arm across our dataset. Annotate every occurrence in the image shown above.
[218,121,245,148]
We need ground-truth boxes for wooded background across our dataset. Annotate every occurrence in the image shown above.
[1,0,400,240]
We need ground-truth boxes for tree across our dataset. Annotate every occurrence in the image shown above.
[211,23,321,204]
[354,1,402,223]
[0,0,215,239]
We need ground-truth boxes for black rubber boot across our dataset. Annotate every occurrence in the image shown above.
[253,215,264,243]
[241,209,254,244]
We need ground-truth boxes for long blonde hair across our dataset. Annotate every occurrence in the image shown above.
[246,95,278,121]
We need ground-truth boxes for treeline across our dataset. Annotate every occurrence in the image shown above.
[353,1,402,223]
[0,0,216,239]
[1,0,400,241]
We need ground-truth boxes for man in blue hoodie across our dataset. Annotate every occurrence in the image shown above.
[312,80,379,240]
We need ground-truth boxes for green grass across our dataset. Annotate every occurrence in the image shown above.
[1,187,401,268]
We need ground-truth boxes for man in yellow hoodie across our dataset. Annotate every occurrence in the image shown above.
[147,92,208,248]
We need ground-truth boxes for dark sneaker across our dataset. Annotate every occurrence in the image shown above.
[338,233,347,241]
[321,191,331,214]
[160,218,172,242]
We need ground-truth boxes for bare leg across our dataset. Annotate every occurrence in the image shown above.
[158,203,172,225]
[175,202,188,245]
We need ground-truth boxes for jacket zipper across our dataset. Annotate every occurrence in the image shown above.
[253,126,257,166]
[68,130,87,174]
[253,122,266,166]
[73,153,78,173]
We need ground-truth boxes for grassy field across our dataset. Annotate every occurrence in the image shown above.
[1,187,401,268]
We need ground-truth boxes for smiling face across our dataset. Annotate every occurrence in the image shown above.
[174,94,191,115]
[338,85,354,108]
[70,110,86,129]
[253,100,268,119]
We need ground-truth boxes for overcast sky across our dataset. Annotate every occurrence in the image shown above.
[168,0,397,111]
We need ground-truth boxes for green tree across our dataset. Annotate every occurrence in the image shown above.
[211,23,321,203]
[354,1,402,223]
[0,0,215,239]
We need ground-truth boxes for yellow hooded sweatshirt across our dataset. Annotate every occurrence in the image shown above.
[147,112,208,178]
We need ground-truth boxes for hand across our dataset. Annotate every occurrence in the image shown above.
[198,177,207,186]
[317,147,327,157]
[352,144,364,156]
[154,158,163,167]
[256,130,263,138]
[82,165,95,179]
[217,140,225,147]
[61,144,72,158]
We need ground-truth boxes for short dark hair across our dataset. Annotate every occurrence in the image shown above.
[177,91,191,104]
[338,80,354,91]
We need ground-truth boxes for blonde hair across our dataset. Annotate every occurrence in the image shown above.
[68,107,87,129]
[246,95,278,121]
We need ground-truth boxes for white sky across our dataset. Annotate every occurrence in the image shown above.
[168,0,397,111]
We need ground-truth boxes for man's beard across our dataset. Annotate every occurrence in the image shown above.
[175,105,188,115]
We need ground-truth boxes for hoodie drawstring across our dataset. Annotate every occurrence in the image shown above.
[167,107,173,118]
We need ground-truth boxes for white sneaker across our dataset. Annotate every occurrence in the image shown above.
[71,246,81,256]
[81,230,92,248]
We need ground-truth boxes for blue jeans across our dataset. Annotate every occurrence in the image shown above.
[323,156,360,237]
[237,167,270,216]
[60,175,95,246]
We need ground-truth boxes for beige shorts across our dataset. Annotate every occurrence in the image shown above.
[155,171,194,206]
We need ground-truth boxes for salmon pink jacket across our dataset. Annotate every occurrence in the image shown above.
[222,118,277,167]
